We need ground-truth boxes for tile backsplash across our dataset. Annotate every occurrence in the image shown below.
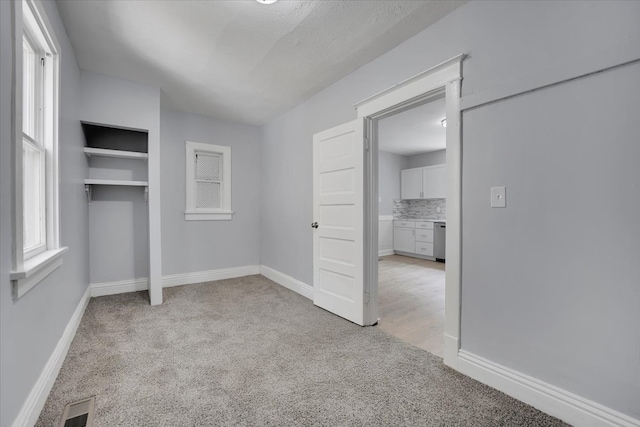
[393,199,446,220]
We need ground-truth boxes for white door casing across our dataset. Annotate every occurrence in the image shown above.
[313,118,367,326]
[354,54,464,368]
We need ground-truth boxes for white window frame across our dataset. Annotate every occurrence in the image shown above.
[185,141,233,221]
[10,0,66,300]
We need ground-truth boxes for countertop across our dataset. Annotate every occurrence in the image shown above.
[395,218,446,223]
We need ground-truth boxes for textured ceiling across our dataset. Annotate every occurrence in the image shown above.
[378,96,446,156]
[56,0,465,125]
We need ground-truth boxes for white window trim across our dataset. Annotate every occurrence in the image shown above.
[10,0,65,300]
[185,141,233,221]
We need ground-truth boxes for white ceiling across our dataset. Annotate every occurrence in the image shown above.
[378,96,446,156]
[56,0,465,125]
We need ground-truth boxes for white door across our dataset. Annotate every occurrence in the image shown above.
[393,228,415,253]
[313,118,367,326]
[401,168,423,199]
[422,164,446,199]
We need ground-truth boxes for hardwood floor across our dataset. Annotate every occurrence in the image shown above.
[376,254,445,357]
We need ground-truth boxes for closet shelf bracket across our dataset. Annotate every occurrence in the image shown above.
[85,184,92,205]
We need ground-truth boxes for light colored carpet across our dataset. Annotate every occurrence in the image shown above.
[37,275,567,426]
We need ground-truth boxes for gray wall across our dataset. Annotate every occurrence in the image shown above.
[378,151,408,216]
[406,149,446,169]
[160,109,262,275]
[88,144,149,283]
[79,71,161,284]
[259,0,640,419]
[461,61,640,418]
[0,1,90,426]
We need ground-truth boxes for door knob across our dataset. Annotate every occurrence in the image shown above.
[311,222,319,229]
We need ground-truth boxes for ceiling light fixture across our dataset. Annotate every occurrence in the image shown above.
[441,118,447,128]
[256,0,278,4]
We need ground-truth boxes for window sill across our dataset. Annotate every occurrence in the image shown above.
[184,211,234,221]
[10,247,68,300]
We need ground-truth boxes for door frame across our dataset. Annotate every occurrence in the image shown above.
[355,54,465,369]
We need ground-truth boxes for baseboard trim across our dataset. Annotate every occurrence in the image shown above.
[163,265,261,288]
[260,265,314,300]
[90,265,261,297]
[457,350,640,427]
[12,286,91,427]
[378,249,394,257]
[90,277,148,297]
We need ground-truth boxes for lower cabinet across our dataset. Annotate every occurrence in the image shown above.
[393,227,415,253]
[394,220,435,259]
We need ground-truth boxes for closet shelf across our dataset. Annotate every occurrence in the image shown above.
[83,179,149,205]
[84,179,148,186]
[84,147,148,160]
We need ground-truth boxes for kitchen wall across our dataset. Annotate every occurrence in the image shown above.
[378,151,408,216]
[160,109,261,275]
[260,0,640,420]
[0,2,90,426]
[407,149,446,169]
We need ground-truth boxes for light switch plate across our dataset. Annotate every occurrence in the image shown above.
[491,186,506,208]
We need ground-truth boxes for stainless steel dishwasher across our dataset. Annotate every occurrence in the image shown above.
[434,221,446,262]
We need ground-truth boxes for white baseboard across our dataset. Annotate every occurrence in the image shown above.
[12,286,91,427]
[163,265,260,288]
[90,265,261,297]
[260,265,314,300]
[90,277,148,297]
[378,249,394,257]
[457,350,640,427]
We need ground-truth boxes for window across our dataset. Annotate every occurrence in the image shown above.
[10,0,65,299]
[185,141,233,220]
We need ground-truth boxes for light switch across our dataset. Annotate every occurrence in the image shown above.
[491,186,506,208]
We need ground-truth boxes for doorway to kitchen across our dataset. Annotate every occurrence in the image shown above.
[354,54,463,367]
[376,94,448,357]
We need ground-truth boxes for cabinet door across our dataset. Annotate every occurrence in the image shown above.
[401,168,423,199]
[393,227,415,253]
[422,164,446,199]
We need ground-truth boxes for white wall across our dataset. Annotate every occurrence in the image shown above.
[378,151,408,215]
[260,0,640,420]
[0,1,90,426]
[406,149,446,169]
[160,109,262,274]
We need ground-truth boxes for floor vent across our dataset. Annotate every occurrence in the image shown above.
[59,397,95,427]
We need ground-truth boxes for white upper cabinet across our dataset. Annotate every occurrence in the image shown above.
[422,164,446,199]
[400,168,423,199]
[400,164,446,199]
